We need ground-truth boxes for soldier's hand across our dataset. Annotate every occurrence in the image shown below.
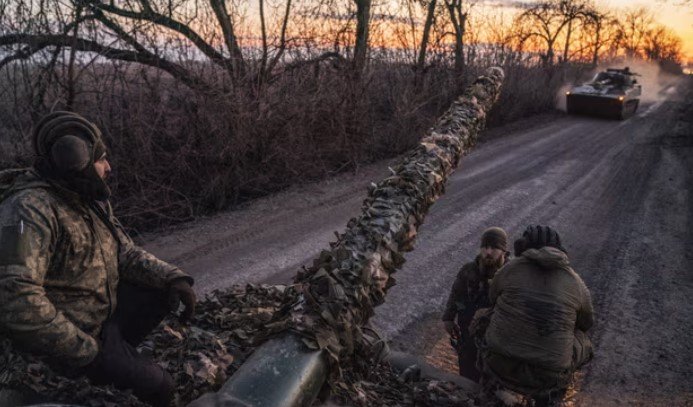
[444,320,461,339]
[168,278,197,323]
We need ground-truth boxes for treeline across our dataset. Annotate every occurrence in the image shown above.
[0,0,684,230]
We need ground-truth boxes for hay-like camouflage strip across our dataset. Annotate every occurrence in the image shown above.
[292,67,505,375]
[1,68,503,406]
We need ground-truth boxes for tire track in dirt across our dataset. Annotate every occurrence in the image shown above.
[142,84,692,404]
[398,94,692,405]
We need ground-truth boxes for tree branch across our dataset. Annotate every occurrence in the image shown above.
[0,44,48,70]
[0,33,213,92]
[79,0,233,73]
[208,0,245,78]
[265,0,293,79]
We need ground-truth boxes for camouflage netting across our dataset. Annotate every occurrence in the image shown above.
[291,67,505,375]
[1,285,480,407]
[1,284,301,406]
[328,364,478,406]
[1,67,504,406]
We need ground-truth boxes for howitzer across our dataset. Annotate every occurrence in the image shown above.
[189,67,505,407]
[3,67,504,407]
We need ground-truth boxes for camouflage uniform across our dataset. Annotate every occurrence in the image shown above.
[0,169,190,368]
[442,256,495,381]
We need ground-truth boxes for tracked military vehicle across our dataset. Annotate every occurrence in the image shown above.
[566,67,642,120]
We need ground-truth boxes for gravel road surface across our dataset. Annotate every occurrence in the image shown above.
[143,79,692,405]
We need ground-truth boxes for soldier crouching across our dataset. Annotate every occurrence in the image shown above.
[441,227,510,382]
[0,111,197,406]
[480,225,594,406]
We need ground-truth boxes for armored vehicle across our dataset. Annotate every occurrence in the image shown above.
[566,67,642,120]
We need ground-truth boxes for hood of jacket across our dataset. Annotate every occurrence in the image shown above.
[521,246,571,271]
[1,168,50,195]
[0,168,82,205]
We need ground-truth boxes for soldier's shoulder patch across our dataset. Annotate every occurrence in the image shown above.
[0,221,31,265]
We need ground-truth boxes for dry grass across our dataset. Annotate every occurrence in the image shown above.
[0,60,567,231]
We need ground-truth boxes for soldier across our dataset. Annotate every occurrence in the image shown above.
[0,111,197,407]
[442,227,509,382]
[481,225,594,406]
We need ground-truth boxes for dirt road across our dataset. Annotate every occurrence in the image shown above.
[143,79,692,405]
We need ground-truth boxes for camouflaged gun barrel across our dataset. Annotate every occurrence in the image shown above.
[189,67,504,407]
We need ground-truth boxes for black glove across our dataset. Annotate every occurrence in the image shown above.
[168,278,196,323]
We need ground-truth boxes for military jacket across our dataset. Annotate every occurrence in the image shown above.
[442,257,494,333]
[0,169,190,367]
[485,247,594,371]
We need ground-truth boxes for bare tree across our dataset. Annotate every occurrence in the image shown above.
[443,0,469,75]
[416,0,437,70]
[618,7,654,59]
[644,25,682,63]
[584,9,620,66]
[353,0,372,72]
[558,0,597,63]
[259,0,293,84]
[0,0,255,92]
[515,0,593,66]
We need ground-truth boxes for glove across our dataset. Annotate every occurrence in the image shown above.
[444,320,461,340]
[168,278,196,323]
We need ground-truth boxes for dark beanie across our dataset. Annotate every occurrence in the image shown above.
[480,227,508,251]
[32,111,111,201]
[518,225,567,254]
[33,111,105,163]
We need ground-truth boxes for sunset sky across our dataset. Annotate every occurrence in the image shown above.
[281,0,693,64]
[471,0,693,63]
[605,0,693,63]
[243,0,693,65]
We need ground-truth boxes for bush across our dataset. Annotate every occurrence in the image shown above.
[0,60,565,231]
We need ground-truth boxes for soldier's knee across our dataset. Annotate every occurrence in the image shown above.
[155,370,176,407]
[572,330,593,368]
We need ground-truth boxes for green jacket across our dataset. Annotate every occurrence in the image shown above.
[485,247,593,372]
[0,169,190,367]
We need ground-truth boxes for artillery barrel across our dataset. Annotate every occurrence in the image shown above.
[188,67,505,407]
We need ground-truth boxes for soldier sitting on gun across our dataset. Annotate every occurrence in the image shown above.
[442,227,510,382]
[0,111,197,407]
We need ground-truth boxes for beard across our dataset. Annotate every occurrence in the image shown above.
[480,254,505,275]
[35,157,111,201]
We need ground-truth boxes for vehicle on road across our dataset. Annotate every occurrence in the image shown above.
[566,68,642,120]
